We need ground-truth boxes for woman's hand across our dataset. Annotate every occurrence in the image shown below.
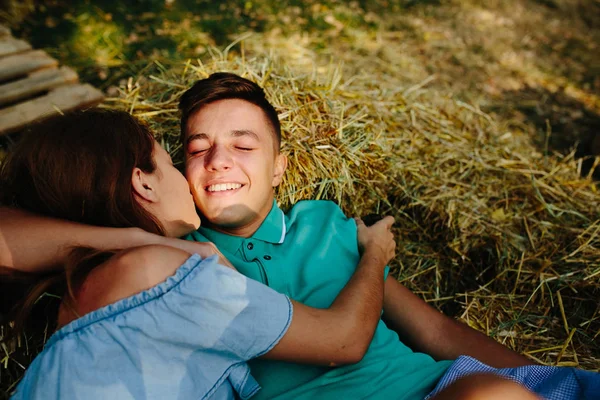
[355,216,396,266]
[189,242,236,270]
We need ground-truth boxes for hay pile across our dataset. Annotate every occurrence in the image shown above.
[108,49,599,370]
[1,47,598,396]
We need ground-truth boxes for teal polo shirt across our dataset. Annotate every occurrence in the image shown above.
[186,200,452,400]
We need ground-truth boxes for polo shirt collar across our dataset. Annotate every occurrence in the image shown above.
[252,200,286,244]
[198,200,286,254]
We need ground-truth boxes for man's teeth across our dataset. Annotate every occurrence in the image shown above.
[207,183,242,192]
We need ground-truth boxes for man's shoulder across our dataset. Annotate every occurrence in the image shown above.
[286,199,346,217]
[285,200,353,230]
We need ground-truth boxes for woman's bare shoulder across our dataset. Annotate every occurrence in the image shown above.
[112,244,192,287]
[60,245,192,325]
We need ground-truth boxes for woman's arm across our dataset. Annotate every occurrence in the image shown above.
[69,218,394,368]
[262,217,396,366]
[0,207,224,272]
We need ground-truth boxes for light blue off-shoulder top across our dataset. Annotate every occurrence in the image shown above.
[12,254,293,400]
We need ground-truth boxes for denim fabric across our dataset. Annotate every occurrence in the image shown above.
[188,200,450,400]
[12,254,292,400]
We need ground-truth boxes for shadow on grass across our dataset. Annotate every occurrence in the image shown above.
[6,0,242,88]
[485,86,600,179]
[3,0,391,89]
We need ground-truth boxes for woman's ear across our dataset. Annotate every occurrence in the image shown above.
[272,153,288,187]
[131,167,159,203]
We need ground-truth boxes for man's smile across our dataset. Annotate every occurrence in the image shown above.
[204,182,246,195]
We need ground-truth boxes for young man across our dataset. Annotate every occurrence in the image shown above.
[174,73,537,399]
[2,74,597,400]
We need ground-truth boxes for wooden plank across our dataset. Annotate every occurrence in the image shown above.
[0,25,10,38]
[0,84,105,135]
[0,37,32,57]
[0,66,79,106]
[0,50,58,82]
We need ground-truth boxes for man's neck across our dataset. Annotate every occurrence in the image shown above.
[202,201,275,238]
[204,218,263,238]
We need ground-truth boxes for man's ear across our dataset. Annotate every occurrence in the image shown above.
[272,153,288,187]
[131,167,159,203]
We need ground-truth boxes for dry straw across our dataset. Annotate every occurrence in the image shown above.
[105,48,599,369]
[1,46,599,396]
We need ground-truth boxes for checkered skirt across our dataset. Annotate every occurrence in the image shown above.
[425,356,600,400]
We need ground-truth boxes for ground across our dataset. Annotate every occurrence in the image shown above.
[4,0,599,162]
[0,0,599,397]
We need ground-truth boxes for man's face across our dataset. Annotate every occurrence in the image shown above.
[184,99,287,235]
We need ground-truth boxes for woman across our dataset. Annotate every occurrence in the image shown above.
[0,109,396,399]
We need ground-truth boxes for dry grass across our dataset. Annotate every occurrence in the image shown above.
[1,0,600,396]
[2,42,599,399]
[103,48,600,371]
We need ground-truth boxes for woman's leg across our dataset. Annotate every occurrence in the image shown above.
[430,373,539,400]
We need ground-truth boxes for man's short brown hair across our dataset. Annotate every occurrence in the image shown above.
[179,72,281,149]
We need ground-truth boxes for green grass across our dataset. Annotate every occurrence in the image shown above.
[1,0,599,396]
[2,0,392,88]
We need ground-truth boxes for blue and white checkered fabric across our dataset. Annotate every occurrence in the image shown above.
[426,355,600,400]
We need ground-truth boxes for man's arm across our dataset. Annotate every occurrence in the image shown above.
[265,248,388,366]
[0,207,221,272]
[264,217,396,366]
[382,278,534,368]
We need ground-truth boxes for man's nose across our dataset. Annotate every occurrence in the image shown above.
[205,145,233,171]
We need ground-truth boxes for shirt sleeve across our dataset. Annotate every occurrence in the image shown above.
[10,254,291,400]
[158,254,293,361]
[327,201,391,281]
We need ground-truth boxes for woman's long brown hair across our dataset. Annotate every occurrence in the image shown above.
[0,108,166,341]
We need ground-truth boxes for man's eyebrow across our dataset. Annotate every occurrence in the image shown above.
[231,130,260,141]
[187,133,209,145]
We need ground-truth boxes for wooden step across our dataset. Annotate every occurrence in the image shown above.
[0,25,105,136]
[0,84,105,135]
[0,66,79,106]
[0,50,58,82]
[0,36,32,58]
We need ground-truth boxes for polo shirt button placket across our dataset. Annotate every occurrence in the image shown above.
[242,241,256,263]
[263,255,271,260]
[244,241,269,284]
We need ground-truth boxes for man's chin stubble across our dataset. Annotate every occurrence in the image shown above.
[201,204,260,234]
